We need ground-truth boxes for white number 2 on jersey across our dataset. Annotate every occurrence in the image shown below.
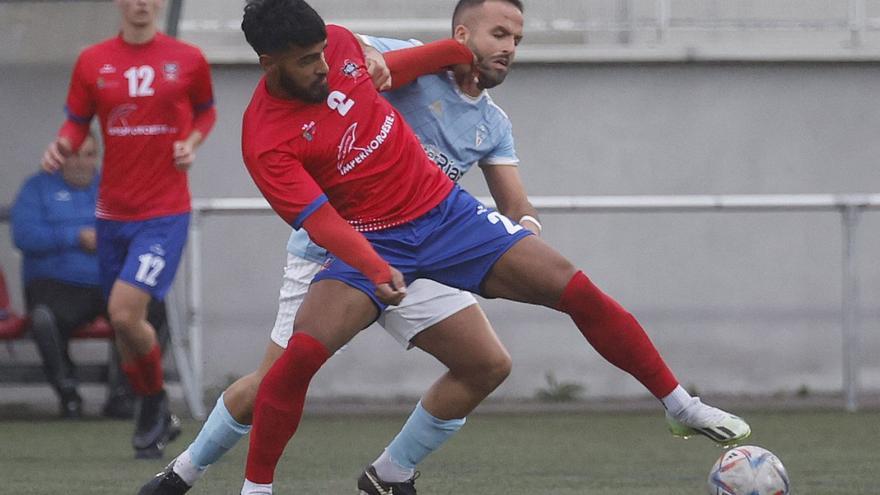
[327,90,355,116]
[487,211,524,235]
[124,65,155,97]
[135,253,165,287]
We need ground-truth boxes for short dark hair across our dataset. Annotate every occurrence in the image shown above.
[452,0,524,30]
[242,0,327,55]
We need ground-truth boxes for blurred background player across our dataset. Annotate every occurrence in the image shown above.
[234,1,749,494]
[139,0,538,492]
[40,0,216,458]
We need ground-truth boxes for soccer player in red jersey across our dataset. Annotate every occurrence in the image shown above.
[237,1,749,493]
[41,0,216,459]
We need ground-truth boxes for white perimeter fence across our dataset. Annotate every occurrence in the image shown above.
[2,193,879,418]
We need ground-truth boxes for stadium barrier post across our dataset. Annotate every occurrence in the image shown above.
[841,204,862,412]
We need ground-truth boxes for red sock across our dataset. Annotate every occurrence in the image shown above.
[557,271,678,398]
[245,332,330,484]
[121,343,163,396]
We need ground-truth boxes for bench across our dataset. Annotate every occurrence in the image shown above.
[0,311,119,384]
[0,266,169,384]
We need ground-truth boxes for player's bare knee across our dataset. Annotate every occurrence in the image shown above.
[108,306,140,334]
[467,351,511,391]
[487,351,512,387]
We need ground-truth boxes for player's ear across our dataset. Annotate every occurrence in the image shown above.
[258,54,275,72]
[453,24,470,44]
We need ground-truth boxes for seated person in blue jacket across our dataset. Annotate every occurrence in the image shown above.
[10,134,165,418]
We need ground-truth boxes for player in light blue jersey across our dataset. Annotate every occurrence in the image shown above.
[141,1,747,493]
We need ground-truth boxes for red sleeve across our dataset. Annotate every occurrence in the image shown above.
[302,203,392,286]
[58,120,90,152]
[244,149,325,227]
[384,39,473,91]
[189,52,216,137]
[59,53,94,151]
[244,147,392,285]
[191,106,216,138]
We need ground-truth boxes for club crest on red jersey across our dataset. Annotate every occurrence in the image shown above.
[163,62,179,81]
[341,59,364,79]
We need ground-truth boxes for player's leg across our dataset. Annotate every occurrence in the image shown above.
[99,214,189,458]
[25,279,89,418]
[139,253,321,495]
[481,234,750,445]
[140,342,285,495]
[362,281,510,491]
[243,278,380,494]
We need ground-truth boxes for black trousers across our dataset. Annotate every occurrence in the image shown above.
[25,279,167,399]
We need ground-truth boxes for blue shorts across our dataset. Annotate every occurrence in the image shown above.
[313,186,533,311]
[95,213,190,300]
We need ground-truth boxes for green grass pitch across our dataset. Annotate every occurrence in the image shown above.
[1,410,877,494]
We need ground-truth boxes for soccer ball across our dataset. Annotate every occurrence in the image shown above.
[707,445,791,495]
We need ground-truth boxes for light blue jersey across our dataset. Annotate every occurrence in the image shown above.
[287,35,519,262]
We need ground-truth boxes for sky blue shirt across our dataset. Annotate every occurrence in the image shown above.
[287,35,519,262]
[11,171,100,287]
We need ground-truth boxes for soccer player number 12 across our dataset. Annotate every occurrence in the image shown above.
[124,65,156,97]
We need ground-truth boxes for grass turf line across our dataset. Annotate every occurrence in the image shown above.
[0,410,877,494]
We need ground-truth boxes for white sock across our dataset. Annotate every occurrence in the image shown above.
[661,385,694,417]
[172,449,206,486]
[372,448,415,483]
[241,479,273,495]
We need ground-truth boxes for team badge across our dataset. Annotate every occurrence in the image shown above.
[163,62,179,81]
[301,121,316,141]
[430,100,443,117]
[475,124,488,147]
[99,64,116,74]
[341,59,364,79]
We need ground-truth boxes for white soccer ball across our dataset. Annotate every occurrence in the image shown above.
[707,445,791,495]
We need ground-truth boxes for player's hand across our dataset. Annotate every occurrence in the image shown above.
[364,46,392,91]
[41,138,72,173]
[78,227,97,253]
[451,40,480,91]
[374,267,407,306]
[173,140,196,171]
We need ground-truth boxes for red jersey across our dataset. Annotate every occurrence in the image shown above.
[62,32,215,221]
[242,25,453,232]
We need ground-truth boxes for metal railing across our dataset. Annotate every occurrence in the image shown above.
[177,0,880,63]
[3,193,878,412]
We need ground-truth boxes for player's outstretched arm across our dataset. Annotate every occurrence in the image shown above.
[481,164,542,235]
[382,39,475,91]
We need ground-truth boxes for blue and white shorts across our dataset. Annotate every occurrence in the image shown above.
[95,213,189,300]
[270,253,478,349]
[312,186,533,312]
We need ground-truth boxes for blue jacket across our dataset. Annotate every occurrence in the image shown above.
[10,171,100,287]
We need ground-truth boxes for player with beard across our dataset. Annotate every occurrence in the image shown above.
[139,1,541,493]
[145,0,749,493]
